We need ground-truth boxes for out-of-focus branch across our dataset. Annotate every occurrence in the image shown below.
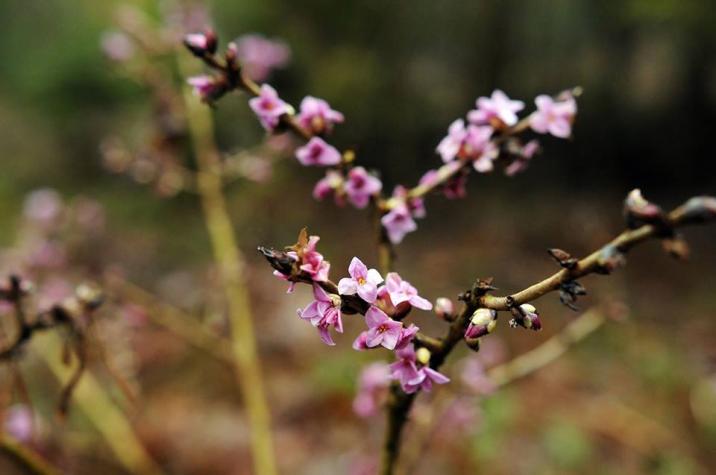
[106,276,234,363]
[0,435,61,475]
[487,308,605,387]
[39,333,163,475]
[480,196,716,311]
[180,55,277,475]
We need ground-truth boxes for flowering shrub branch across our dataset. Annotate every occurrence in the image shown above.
[0,275,103,416]
[182,27,716,475]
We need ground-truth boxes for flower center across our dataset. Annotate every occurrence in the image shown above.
[357,277,366,285]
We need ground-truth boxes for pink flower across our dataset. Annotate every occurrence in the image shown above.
[3,405,33,442]
[468,89,524,127]
[381,203,417,244]
[436,119,498,172]
[530,93,577,138]
[391,186,425,219]
[390,345,450,393]
[395,323,419,349]
[313,170,345,205]
[235,34,290,81]
[338,257,383,303]
[361,306,403,350]
[297,284,343,345]
[344,167,382,209]
[297,96,345,134]
[289,235,330,282]
[295,137,342,167]
[389,345,424,390]
[378,272,432,311]
[248,84,290,130]
[353,363,391,417]
[187,75,226,103]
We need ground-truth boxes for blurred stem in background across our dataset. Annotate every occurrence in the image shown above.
[179,56,277,474]
[0,433,61,475]
[39,332,163,475]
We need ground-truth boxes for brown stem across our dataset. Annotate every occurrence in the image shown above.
[480,200,715,310]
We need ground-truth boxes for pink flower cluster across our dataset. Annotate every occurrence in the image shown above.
[390,344,450,394]
[274,233,330,293]
[314,167,383,209]
[287,252,447,396]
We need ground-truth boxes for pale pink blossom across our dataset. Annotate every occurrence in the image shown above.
[295,137,342,167]
[381,203,417,244]
[288,235,330,282]
[436,119,498,172]
[3,405,33,442]
[390,345,450,393]
[235,34,291,81]
[248,84,290,130]
[361,306,403,350]
[378,272,432,311]
[468,89,524,127]
[344,167,382,208]
[313,170,345,205]
[297,284,343,345]
[338,257,383,303]
[297,96,345,134]
[530,94,577,138]
[391,186,425,219]
[353,363,391,417]
[395,323,419,349]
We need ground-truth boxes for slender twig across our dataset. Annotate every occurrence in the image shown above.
[106,276,234,363]
[479,198,716,310]
[180,55,277,475]
[0,434,62,475]
[38,332,163,475]
[486,308,605,387]
[378,195,716,474]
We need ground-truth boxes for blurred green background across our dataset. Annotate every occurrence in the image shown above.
[0,0,715,474]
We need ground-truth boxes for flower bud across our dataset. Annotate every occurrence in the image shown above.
[183,29,217,57]
[624,189,664,229]
[434,297,455,320]
[415,347,431,365]
[509,303,541,331]
[465,308,497,339]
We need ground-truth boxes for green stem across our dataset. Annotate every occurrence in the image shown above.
[180,58,277,475]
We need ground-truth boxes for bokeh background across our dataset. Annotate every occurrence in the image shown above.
[1,0,715,474]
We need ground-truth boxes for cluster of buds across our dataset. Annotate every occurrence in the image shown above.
[508,302,542,331]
